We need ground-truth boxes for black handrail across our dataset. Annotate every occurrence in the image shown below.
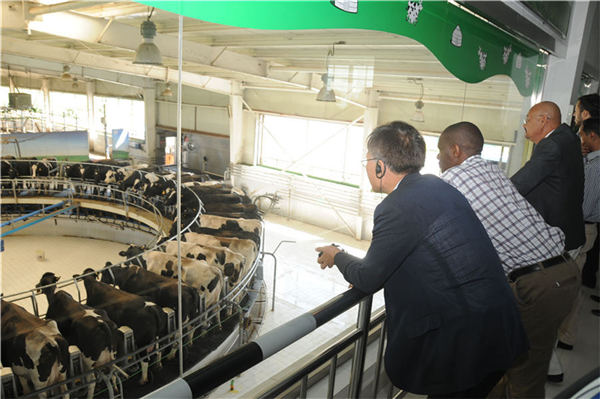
[145,288,369,398]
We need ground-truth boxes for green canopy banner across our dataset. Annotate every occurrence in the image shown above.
[141,0,543,96]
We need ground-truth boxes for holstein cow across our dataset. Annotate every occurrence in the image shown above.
[100,263,200,348]
[1,300,70,398]
[184,232,258,267]
[75,268,167,385]
[163,241,246,287]
[37,273,119,399]
[118,247,224,327]
[189,225,261,246]
[199,214,262,236]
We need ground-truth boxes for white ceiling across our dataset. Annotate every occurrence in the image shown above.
[1,1,524,109]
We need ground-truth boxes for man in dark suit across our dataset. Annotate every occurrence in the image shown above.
[511,101,585,252]
[316,121,528,398]
[509,101,584,394]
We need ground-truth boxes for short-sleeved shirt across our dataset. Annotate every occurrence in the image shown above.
[442,155,565,273]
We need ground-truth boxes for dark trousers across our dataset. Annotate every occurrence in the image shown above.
[427,370,505,399]
[582,223,599,288]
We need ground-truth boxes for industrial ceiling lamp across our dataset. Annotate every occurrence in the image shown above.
[316,46,336,102]
[316,73,336,102]
[61,65,72,79]
[162,83,173,97]
[133,8,162,66]
[410,78,425,123]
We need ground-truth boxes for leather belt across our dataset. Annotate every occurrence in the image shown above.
[508,253,571,283]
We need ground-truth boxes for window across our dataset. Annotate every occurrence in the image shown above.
[421,133,512,176]
[94,96,145,141]
[49,91,88,131]
[258,114,363,185]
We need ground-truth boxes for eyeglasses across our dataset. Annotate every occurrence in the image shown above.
[361,158,377,167]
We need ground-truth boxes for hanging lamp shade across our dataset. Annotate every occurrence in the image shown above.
[133,20,162,65]
[411,100,425,122]
[316,73,336,102]
[162,83,173,97]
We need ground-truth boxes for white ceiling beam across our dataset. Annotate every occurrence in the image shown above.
[28,1,108,16]
[24,10,268,78]
[2,53,151,88]
[2,37,232,94]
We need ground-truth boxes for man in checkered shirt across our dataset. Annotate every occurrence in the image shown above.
[438,121,579,399]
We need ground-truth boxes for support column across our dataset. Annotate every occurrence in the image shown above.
[541,1,595,122]
[86,80,96,153]
[41,78,51,131]
[229,81,244,166]
[143,86,157,164]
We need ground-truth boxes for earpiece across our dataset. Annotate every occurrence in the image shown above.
[375,161,386,179]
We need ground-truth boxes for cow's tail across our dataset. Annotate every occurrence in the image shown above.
[146,304,168,340]
[92,320,116,365]
[37,332,69,388]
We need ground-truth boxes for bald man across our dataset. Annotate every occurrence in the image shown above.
[439,121,577,399]
[511,101,585,252]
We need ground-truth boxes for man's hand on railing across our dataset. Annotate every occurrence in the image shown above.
[315,244,344,269]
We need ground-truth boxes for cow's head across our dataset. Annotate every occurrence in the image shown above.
[118,245,146,268]
[36,272,60,295]
[100,261,123,285]
[74,267,98,282]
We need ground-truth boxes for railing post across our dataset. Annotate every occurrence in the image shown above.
[348,295,372,398]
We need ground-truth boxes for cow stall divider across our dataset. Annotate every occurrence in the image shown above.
[1,162,268,399]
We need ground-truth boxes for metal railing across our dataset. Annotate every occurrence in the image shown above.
[145,288,400,399]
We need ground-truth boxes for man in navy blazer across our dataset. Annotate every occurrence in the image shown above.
[317,121,528,397]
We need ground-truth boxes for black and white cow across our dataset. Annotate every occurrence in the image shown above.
[163,241,246,286]
[1,300,70,398]
[100,263,200,325]
[189,224,261,246]
[199,214,262,236]
[183,232,258,270]
[1,157,18,179]
[75,268,167,385]
[37,273,119,399]
[100,263,200,349]
[31,159,58,178]
[118,247,224,326]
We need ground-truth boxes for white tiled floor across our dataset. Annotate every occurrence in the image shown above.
[1,215,598,399]
[1,235,128,315]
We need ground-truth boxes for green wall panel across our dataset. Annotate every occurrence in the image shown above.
[141,0,542,96]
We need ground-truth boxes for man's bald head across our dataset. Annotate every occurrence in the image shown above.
[438,122,484,172]
[523,101,562,143]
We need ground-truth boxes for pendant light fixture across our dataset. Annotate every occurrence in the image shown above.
[316,46,336,102]
[133,7,162,66]
[409,78,425,123]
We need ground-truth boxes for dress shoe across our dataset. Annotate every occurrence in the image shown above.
[547,373,564,383]
[591,295,600,303]
[556,341,573,350]
[592,309,600,317]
